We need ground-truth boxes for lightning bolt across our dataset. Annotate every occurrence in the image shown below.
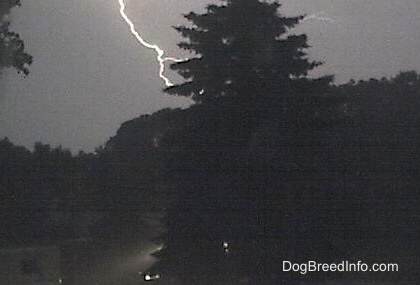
[118,1,333,86]
[118,0,184,87]
[303,13,335,23]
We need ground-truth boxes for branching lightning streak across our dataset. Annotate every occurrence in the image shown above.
[118,0,184,87]
[303,13,335,23]
[117,1,333,86]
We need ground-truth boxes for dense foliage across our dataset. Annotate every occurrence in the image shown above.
[0,0,32,75]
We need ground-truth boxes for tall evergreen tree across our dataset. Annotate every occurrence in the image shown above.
[152,1,335,285]
[166,0,330,103]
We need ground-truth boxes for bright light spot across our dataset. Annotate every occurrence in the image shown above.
[222,241,230,253]
[222,37,231,45]
[144,273,160,281]
[58,279,62,284]
[117,0,186,87]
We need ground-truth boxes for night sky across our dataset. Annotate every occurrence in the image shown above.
[1,0,420,152]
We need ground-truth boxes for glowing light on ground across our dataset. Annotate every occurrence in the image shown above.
[117,0,184,87]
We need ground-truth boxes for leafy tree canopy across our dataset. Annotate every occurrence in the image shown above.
[0,0,32,75]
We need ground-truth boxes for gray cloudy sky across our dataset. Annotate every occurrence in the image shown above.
[1,0,420,152]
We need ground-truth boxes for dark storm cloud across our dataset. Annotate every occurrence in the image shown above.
[1,0,419,151]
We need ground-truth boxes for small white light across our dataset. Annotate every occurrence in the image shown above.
[144,273,160,281]
[58,279,62,284]
[223,242,229,249]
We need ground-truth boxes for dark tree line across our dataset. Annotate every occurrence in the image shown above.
[0,136,160,247]
[1,70,419,282]
[0,139,90,245]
